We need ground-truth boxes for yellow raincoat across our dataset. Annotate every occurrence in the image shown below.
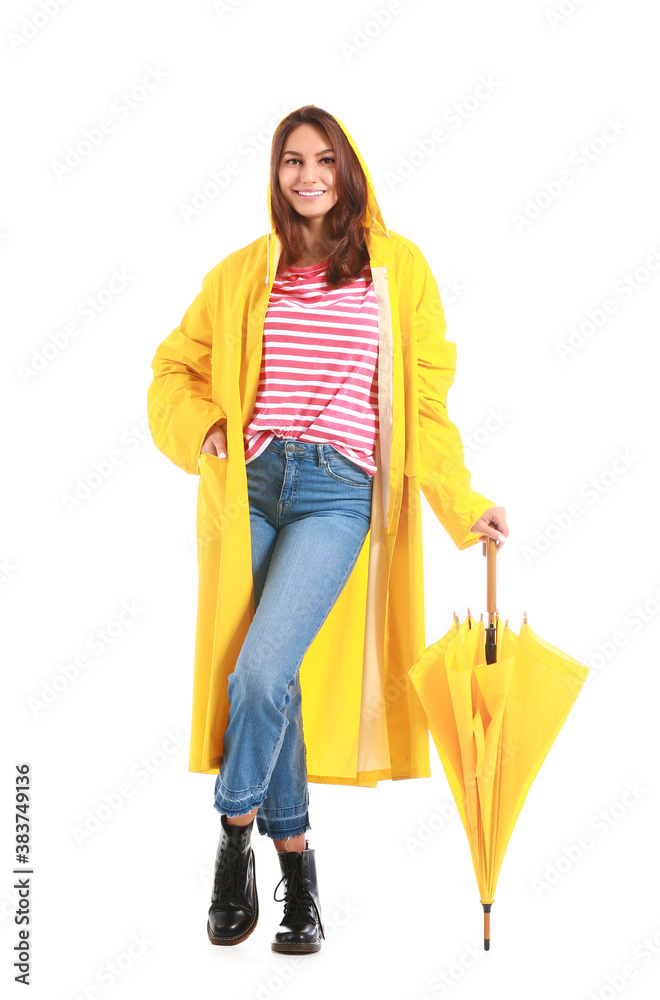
[147,112,496,787]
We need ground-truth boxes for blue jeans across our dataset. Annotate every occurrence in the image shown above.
[213,436,374,840]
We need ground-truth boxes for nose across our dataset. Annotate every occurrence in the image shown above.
[299,165,320,185]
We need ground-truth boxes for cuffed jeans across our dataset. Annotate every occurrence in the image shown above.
[213,436,374,840]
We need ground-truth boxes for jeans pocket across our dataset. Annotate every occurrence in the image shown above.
[322,447,373,488]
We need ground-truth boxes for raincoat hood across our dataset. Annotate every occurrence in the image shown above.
[264,108,388,285]
[147,108,497,784]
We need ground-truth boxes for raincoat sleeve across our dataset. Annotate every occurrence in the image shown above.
[147,267,225,476]
[412,249,497,550]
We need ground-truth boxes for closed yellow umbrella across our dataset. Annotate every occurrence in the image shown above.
[408,536,590,949]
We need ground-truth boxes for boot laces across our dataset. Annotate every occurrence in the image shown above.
[213,837,249,905]
[274,866,325,940]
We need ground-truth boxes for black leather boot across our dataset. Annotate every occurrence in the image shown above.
[207,813,259,945]
[271,841,325,954]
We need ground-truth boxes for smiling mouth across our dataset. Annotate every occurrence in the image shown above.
[294,190,326,198]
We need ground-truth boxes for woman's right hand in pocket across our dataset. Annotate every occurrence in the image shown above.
[201,423,227,459]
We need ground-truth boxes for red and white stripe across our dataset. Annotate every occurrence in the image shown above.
[243,258,379,476]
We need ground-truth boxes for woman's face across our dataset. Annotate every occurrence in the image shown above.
[278,123,338,220]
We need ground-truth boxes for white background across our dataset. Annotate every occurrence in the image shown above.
[3,1,659,997]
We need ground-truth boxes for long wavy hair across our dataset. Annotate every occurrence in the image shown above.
[269,106,371,289]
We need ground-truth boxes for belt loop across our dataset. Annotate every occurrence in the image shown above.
[317,443,324,467]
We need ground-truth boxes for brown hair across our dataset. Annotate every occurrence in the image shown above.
[269,106,370,289]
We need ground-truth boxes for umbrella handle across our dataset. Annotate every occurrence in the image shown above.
[482,902,492,950]
[486,525,497,626]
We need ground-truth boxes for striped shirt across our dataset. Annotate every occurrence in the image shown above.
[243,258,380,475]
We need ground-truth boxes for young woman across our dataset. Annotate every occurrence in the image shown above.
[147,105,509,955]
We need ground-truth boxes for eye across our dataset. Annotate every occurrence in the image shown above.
[283,157,335,165]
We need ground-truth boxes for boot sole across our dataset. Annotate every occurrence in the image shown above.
[271,940,321,954]
[207,849,259,946]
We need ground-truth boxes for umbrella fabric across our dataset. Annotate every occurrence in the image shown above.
[408,616,589,915]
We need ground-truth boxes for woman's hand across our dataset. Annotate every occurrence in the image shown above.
[470,506,510,554]
[201,423,227,459]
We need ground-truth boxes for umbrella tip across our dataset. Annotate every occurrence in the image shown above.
[523,609,528,624]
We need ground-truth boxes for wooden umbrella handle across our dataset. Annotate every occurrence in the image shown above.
[486,528,497,625]
[482,902,492,950]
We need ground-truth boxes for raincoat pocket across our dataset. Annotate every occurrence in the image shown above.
[197,452,229,555]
